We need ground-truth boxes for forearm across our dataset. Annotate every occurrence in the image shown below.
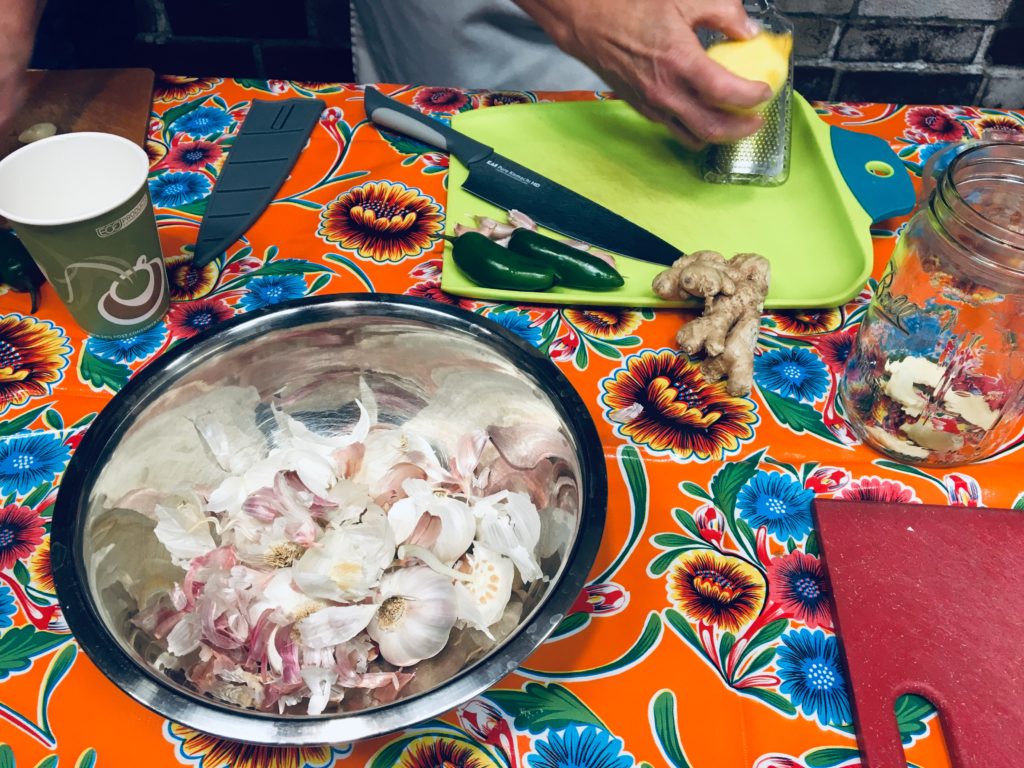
[1,0,46,67]
[0,0,45,128]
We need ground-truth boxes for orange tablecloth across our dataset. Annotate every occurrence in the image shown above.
[1,77,1022,768]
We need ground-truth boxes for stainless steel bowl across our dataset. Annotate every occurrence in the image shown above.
[51,294,606,745]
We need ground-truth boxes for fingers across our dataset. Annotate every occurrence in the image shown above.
[689,54,774,113]
[646,76,765,144]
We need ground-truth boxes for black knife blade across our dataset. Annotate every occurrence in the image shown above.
[363,88,684,267]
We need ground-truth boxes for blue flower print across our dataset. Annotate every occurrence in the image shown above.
[172,106,233,136]
[0,432,71,495]
[889,310,950,358]
[0,584,15,629]
[777,628,852,726]
[238,274,307,312]
[87,323,167,363]
[527,726,633,768]
[150,172,211,208]
[737,470,814,540]
[755,347,829,403]
[489,310,542,347]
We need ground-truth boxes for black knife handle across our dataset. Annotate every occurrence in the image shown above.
[364,87,491,165]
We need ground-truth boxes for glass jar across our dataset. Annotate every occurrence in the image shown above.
[841,142,1024,465]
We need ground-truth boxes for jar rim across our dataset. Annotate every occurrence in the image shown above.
[936,141,1024,280]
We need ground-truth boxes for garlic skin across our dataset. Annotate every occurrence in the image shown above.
[473,490,543,582]
[367,566,458,667]
[387,479,475,565]
[297,604,377,649]
[293,511,396,602]
[153,497,216,566]
[116,379,560,715]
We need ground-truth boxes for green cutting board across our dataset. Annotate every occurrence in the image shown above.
[441,94,903,309]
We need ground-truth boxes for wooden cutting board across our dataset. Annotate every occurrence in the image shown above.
[814,499,1024,768]
[0,68,154,160]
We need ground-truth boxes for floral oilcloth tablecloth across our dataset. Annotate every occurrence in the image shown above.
[0,76,1022,768]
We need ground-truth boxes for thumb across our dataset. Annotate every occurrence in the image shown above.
[698,1,761,40]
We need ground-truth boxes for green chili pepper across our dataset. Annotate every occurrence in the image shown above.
[450,232,556,291]
[0,231,45,313]
[508,229,624,291]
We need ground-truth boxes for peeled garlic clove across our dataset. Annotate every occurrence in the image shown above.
[367,566,457,667]
[454,544,514,631]
[300,667,338,715]
[18,122,57,144]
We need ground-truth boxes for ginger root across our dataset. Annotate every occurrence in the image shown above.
[653,250,771,397]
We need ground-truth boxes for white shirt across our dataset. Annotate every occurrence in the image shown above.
[350,0,609,90]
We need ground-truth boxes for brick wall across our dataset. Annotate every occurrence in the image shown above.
[30,0,1024,107]
[785,0,1024,107]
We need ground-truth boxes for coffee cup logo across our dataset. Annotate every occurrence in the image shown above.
[53,254,168,327]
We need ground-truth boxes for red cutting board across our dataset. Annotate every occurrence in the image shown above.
[814,500,1024,768]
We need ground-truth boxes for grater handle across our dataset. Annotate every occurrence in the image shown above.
[830,125,916,223]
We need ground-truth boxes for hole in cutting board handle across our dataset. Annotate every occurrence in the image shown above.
[890,694,948,768]
[865,160,895,178]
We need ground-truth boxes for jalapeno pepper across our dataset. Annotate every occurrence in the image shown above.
[450,231,556,291]
[508,229,624,291]
[0,230,45,313]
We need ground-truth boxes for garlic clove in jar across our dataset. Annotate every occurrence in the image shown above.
[367,566,457,667]
[454,544,514,633]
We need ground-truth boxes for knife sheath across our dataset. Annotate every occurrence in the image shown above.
[193,98,325,267]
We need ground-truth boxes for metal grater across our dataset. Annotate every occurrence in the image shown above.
[702,78,793,186]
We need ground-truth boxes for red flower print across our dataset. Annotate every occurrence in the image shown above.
[569,582,627,615]
[754,756,803,768]
[412,87,469,115]
[166,140,223,172]
[404,279,469,308]
[167,298,233,338]
[836,475,920,504]
[0,504,44,570]
[767,551,833,629]
[814,328,856,373]
[804,466,850,494]
[906,107,964,141]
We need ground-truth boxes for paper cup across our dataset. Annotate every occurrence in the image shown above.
[0,132,168,338]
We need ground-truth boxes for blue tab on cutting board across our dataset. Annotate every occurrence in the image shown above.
[830,125,916,224]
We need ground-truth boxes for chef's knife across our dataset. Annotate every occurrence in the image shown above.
[364,87,684,266]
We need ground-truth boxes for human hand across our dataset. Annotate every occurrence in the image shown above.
[0,0,44,132]
[514,0,774,149]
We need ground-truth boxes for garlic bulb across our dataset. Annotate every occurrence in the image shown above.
[367,566,457,666]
